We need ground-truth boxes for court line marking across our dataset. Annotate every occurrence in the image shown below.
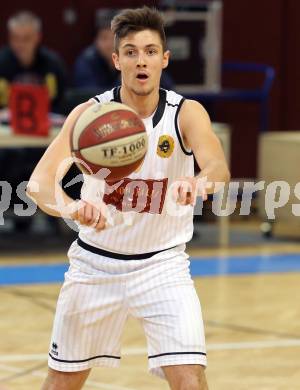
[0,355,46,362]
[1,338,300,365]
[0,363,134,390]
[2,252,300,286]
[208,339,300,350]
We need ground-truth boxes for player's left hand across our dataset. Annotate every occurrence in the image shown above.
[174,176,208,206]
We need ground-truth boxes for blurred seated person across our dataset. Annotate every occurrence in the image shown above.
[0,11,67,113]
[73,18,174,91]
[0,11,67,232]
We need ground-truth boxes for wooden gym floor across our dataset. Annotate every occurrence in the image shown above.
[0,240,300,389]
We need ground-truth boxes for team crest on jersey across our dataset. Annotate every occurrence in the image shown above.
[157,135,174,158]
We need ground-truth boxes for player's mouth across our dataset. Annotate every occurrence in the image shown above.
[136,72,149,83]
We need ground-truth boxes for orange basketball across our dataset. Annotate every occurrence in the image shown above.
[70,102,148,182]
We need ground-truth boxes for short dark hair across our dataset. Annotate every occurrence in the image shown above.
[111,7,167,53]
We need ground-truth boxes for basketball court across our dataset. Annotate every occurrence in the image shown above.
[1,233,299,390]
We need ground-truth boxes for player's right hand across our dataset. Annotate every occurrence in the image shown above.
[71,200,107,231]
[174,177,208,206]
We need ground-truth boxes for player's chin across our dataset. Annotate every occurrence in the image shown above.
[132,85,154,96]
[134,87,153,96]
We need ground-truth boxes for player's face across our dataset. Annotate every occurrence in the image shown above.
[112,29,169,96]
[9,24,41,66]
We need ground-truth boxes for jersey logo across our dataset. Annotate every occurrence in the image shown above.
[157,135,175,158]
[104,178,168,214]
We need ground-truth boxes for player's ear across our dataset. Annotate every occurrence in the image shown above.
[162,50,170,69]
[112,52,121,71]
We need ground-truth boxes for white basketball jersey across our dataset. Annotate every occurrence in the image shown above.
[78,87,195,254]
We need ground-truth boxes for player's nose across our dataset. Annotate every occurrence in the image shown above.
[136,53,147,67]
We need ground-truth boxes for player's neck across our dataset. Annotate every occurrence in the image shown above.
[120,86,159,119]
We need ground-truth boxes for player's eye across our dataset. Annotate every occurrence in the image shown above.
[147,48,157,55]
[126,49,136,56]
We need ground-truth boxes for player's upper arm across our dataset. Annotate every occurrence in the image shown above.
[29,101,92,183]
[179,99,227,170]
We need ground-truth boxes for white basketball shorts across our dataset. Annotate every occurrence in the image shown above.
[48,239,207,379]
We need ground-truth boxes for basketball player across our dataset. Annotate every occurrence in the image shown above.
[27,7,230,390]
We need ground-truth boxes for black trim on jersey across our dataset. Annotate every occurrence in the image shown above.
[166,101,180,108]
[148,351,207,359]
[77,237,175,260]
[49,353,120,363]
[175,98,193,156]
[112,86,121,102]
[110,87,166,128]
[93,95,100,103]
[153,88,166,127]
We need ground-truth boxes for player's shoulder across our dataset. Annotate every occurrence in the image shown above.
[164,88,185,107]
[177,95,208,118]
[59,101,92,139]
[163,90,207,120]
[179,99,211,133]
[92,87,117,104]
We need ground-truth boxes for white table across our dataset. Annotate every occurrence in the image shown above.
[0,125,60,148]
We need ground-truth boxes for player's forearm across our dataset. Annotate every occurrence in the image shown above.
[196,160,230,193]
[26,179,76,218]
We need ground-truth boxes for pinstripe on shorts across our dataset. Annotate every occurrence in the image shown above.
[48,240,207,378]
